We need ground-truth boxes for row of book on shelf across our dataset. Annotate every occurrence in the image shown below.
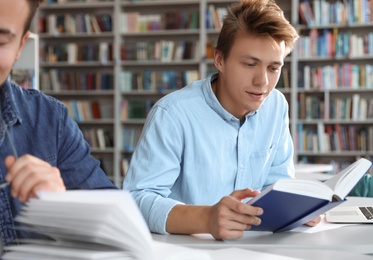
[38,40,232,65]
[298,93,373,120]
[299,63,373,90]
[121,99,154,120]
[38,13,112,35]
[40,69,113,92]
[40,42,112,64]
[121,40,199,62]
[62,99,113,122]
[120,10,199,32]
[120,4,228,33]
[119,70,199,92]
[205,4,228,30]
[297,29,373,58]
[299,0,373,26]
[82,127,113,150]
[297,123,373,153]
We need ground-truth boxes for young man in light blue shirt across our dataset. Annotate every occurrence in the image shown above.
[123,0,320,240]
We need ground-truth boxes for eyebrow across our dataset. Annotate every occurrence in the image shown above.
[243,55,283,66]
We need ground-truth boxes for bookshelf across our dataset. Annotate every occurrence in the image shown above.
[36,0,117,183]
[34,0,372,187]
[293,0,373,173]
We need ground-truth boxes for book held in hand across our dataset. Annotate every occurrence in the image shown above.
[247,158,372,233]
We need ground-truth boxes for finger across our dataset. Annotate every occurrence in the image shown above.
[222,196,263,216]
[16,167,64,202]
[17,176,43,202]
[4,156,17,182]
[224,213,261,230]
[305,216,322,227]
[217,197,262,226]
[230,188,261,201]
[25,174,66,201]
[10,161,42,199]
[228,204,262,226]
[6,155,51,181]
[8,155,59,199]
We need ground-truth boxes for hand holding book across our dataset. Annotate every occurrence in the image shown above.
[246,158,372,232]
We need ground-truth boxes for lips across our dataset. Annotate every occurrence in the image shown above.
[246,91,266,100]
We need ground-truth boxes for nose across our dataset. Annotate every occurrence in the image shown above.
[253,67,269,87]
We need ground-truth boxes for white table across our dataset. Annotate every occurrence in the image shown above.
[152,197,373,259]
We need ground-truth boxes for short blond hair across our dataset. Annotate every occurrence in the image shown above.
[216,0,299,58]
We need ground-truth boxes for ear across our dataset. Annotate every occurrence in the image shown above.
[15,31,30,61]
[213,49,224,72]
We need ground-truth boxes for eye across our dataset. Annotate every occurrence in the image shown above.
[0,39,10,45]
[246,63,255,67]
[269,67,280,73]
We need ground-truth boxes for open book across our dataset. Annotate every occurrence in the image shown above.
[247,158,372,232]
[2,190,214,260]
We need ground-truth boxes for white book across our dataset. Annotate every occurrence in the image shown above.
[96,128,106,149]
[99,42,109,64]
[47,14,57,35]
[359,97,368,120]
[67,43,77,64]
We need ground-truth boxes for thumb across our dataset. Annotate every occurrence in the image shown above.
[230,188,260,201]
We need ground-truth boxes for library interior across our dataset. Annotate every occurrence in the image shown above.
[3,0,373,259]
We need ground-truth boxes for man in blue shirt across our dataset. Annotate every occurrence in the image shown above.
[0,0,117,246]
[124,0,320,240]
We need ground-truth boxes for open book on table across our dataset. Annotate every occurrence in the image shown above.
[247,158,372,233]
[2,190,214,260]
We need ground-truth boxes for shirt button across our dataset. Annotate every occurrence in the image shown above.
[239,164,244,169]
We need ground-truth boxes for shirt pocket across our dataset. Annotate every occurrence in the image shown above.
[249,144,276,189]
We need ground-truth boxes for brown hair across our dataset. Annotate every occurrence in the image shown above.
[24,0,40,35]
[216,0,299,58]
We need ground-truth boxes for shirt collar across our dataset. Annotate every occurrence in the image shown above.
[0,79,22,126]
[202,73,257,123]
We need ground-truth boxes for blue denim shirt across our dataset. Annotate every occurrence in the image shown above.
[123,73,294,234]
[0,79,117,246]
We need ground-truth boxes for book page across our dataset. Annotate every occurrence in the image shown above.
[248,178,334,205]
[324,158,372,200]
[33,190,154,259]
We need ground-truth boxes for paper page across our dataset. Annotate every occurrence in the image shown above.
[31,190,154,259]
[36,190,151,242]
[247,179,333,205]
[324,158,372,200]
[290,215,355,234]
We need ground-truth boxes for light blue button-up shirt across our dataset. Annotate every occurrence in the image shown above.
[123,73,294,234]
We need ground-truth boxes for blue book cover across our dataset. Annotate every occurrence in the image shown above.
[247,158,372,232]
